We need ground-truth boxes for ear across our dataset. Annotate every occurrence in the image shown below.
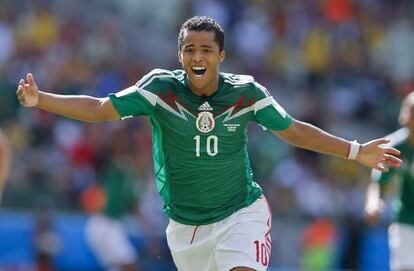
[219,51,225,63]
[178,51,182,63]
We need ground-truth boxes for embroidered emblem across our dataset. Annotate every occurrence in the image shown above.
[196,112,215,133]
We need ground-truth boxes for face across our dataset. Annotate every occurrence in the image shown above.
[178,30,225,96]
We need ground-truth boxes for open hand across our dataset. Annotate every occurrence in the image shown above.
[357,138,402,172]
[16,73,39,107]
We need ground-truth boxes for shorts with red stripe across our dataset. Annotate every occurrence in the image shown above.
[166,196,272,271]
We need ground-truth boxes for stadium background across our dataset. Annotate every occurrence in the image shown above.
[1,0,413,270]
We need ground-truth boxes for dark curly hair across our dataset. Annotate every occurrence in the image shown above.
[178,16,225,52]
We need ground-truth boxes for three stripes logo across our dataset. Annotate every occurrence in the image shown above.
[198,101,213,111]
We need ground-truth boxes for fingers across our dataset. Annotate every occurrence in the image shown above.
[17,73,36,94]
[383,153,402,163]
[16,78,25,102]
[16,73,39,107]
[16,82,23,95]
[375,164,389,173]
[27,73,36,87]
[381,154,402,167]
[372,138,391,146]
[16,78,28,106]
[383,146,401,156]
[17,91,27,106]
[376,154,402,172]
[17,95,26,105]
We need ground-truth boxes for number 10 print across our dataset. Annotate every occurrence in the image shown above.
[193,135,218,157]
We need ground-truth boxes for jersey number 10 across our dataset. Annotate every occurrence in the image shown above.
[193,135,218,157]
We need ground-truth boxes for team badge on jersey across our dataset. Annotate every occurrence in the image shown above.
[196,112,215,133]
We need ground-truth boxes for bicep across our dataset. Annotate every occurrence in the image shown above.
[271,118,302,144]
[98,97,121,121]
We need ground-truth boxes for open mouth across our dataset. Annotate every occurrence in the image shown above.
[192,66,207,77]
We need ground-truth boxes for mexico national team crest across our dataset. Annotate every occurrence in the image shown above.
[196,112,215,133]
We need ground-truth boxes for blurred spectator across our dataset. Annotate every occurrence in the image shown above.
[0,129,11,204]
[84,125,142,271]
[300,218,338,271]
[365,92,414,271]
[33,206,61,271]
[0,11,15,71]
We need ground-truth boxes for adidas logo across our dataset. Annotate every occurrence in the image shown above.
[198,101,213,111]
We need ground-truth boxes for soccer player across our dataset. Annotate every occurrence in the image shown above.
[0,129,11,205]
[85,133,141,271]
[365,92,414,271]
[17,16,401,271]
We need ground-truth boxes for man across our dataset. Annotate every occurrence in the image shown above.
[17,16,401,271]
[0,129,11,205]
[84,128,141,271]
[365,92,414,271]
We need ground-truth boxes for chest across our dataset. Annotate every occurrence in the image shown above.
[154,90,256,136]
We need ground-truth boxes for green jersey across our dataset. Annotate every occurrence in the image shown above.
[101,160,138,219]
[109,69,292,225]
[374,128,414,225]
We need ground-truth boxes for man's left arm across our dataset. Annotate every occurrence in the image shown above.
[273,119,402,172]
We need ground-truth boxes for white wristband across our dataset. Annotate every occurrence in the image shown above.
[347,140,361,160]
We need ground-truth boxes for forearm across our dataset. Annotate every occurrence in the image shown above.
[276,120,351,158]
[37,91,115,122]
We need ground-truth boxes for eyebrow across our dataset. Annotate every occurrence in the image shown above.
[183,44,215,49]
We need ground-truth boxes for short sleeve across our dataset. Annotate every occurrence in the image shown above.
[109,85,158,119]
[251,82,293,131]
[108,69,169,119]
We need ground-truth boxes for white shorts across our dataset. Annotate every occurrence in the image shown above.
[166,196,272,271]
[84,214,137,268]
[389,223,414,271]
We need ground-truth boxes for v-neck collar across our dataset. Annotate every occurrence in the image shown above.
[184,73,224,100]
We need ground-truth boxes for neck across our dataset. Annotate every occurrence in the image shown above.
[189,75,219,97]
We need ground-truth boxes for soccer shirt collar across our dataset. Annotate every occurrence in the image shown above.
[184,72,224,99]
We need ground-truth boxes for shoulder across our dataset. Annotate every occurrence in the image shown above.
[220,72,270,98]
[136,69,186,88]
[221,72,266,91]
[221,72,255,85]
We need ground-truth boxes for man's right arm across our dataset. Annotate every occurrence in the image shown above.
[17,73,120,123]
[37,92,119,122]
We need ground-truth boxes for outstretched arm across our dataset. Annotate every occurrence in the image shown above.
[0,131,11,204]
[16,73,120,123]
[273,119,402,172]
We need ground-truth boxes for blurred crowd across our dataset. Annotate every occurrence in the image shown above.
[1,0,414,269]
